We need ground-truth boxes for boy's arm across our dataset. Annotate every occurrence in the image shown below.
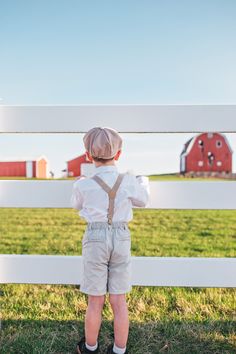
[129,175,150,207]
[70,178,85,210]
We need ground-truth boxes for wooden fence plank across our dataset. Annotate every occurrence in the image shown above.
[0,255,235,287]
[1,105,236,133]
[0,180,236,209]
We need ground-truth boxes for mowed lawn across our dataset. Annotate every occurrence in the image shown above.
[0,206,235,354]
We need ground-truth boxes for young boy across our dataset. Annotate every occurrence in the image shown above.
[71,127,150,354]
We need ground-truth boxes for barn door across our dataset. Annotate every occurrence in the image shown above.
[26,161,33,178]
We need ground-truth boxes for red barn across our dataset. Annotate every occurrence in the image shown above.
[66,153,93,177]
[0,155,49,178]
[180,133,233,174]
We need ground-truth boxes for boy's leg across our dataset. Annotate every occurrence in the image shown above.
[85,294,106,346]
[109,294,129,348]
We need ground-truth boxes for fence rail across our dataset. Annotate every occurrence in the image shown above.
[0,105,236,133]
[1,255,235,287]
[0,180,236,209]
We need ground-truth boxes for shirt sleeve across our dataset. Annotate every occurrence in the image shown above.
[128,175,150,207]
[70,180,84,210]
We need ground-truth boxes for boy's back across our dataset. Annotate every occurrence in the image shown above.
[71,164,149,223]
[71,127,150,354]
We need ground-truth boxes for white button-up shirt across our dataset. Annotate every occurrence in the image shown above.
[70,165,150,222]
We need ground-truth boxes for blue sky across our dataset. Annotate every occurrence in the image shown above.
[0,1,236,176]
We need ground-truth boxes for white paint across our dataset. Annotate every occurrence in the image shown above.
[0,180,236,209]
[0,105,236,133]
[0,255,235,287]
[180,155,186,172]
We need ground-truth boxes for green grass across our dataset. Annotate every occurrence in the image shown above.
[149,173,236,181]
[1,173,236,181]
[0,208,236,353]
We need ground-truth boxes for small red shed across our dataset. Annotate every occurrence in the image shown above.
[0,155,49,178]
[66,153,93,177]
[180,133,233,174]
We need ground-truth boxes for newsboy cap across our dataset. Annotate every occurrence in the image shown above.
[83,127,123,159]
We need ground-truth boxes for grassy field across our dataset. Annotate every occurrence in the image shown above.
[0,206,235,353]
[1,173,236,181]
[148,173,236,181]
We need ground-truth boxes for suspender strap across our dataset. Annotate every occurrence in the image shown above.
[92,173,125,224]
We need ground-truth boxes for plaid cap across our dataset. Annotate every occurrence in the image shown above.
[83,127,123,159]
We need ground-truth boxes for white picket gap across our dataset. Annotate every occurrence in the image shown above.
[0,255,235,287]
[0,105,236,133]
[1,180,236,209]
[0,105,236,288]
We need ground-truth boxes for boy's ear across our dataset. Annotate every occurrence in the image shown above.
[114,149,122,161]
[85,151,93,162]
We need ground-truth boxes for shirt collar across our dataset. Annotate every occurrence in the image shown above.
[94,165,118,174]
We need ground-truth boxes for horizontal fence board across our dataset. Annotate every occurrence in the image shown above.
[0,180,236,209]
[0,255,235,287]
[1,105,236,133]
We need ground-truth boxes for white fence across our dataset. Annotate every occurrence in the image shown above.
[0,105,236,287]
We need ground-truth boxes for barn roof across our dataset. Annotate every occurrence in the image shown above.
[66,153,89,163]
[180,137,194,156]
[180,133,233,156]
[0,154,49,162]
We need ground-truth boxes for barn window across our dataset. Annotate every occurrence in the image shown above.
[217,161,222,166]
[198,139,204,147]
[198,161,204,166]
[207,152,215,166]
[216,140,222,148]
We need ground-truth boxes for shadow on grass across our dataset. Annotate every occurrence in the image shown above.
[0,319,235,354]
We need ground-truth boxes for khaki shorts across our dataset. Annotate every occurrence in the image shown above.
[80,221,132,296]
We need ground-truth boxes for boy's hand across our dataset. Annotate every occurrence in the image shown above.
[136,175,150,185]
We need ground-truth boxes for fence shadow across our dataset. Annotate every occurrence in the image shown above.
[0,319,235,354]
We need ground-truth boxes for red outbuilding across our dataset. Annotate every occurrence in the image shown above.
[180,133,233,174]
[0,155,49,178]
[66,153,93,177]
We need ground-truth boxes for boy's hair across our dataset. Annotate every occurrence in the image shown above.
[92,156,114,163]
